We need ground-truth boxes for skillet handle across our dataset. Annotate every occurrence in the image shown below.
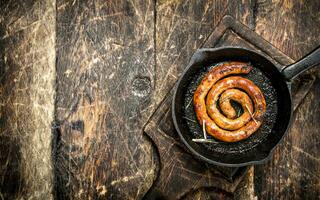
[281,46,320,80]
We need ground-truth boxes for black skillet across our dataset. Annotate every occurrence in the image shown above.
[172,46,320,167]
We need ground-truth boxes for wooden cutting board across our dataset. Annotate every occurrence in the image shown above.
[143,15,315,200]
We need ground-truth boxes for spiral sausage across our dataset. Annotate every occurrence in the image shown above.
[193,62,266,142]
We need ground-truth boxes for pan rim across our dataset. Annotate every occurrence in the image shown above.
[172,46,294,167]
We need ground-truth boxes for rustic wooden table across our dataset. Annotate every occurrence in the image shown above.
[0,0,319,199]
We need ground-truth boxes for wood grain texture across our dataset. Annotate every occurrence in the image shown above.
[154,0,264,135]
[181,188,233,200]
[0,0,56,199]
[143,87,247,199]
[234,167,256,200]
[254,71,320,199]
[144,14,312,199]
[251,0,320,199]
[155,0,228,102]
[54,0,156,199]
[255,0,320,60]
[226,0,257,29]
[0,0,318,199]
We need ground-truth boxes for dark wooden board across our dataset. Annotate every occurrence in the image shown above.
[143,15,316,199]
[143,88,247,199]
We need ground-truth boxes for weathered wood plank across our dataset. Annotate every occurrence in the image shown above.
[155,0,229,102]
[255,0,320,60]
[54,0,156,199]
[252,0,320,199]
[254,72,320,199]
[226,0,257,29]
[0,0,318,199]
[0,0,56,199]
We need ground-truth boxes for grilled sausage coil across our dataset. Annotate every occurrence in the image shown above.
[193,62,266,142]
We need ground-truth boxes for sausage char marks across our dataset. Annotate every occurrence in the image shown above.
[193,62,266,142]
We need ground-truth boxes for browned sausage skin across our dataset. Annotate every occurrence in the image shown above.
[193,62,266,142]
